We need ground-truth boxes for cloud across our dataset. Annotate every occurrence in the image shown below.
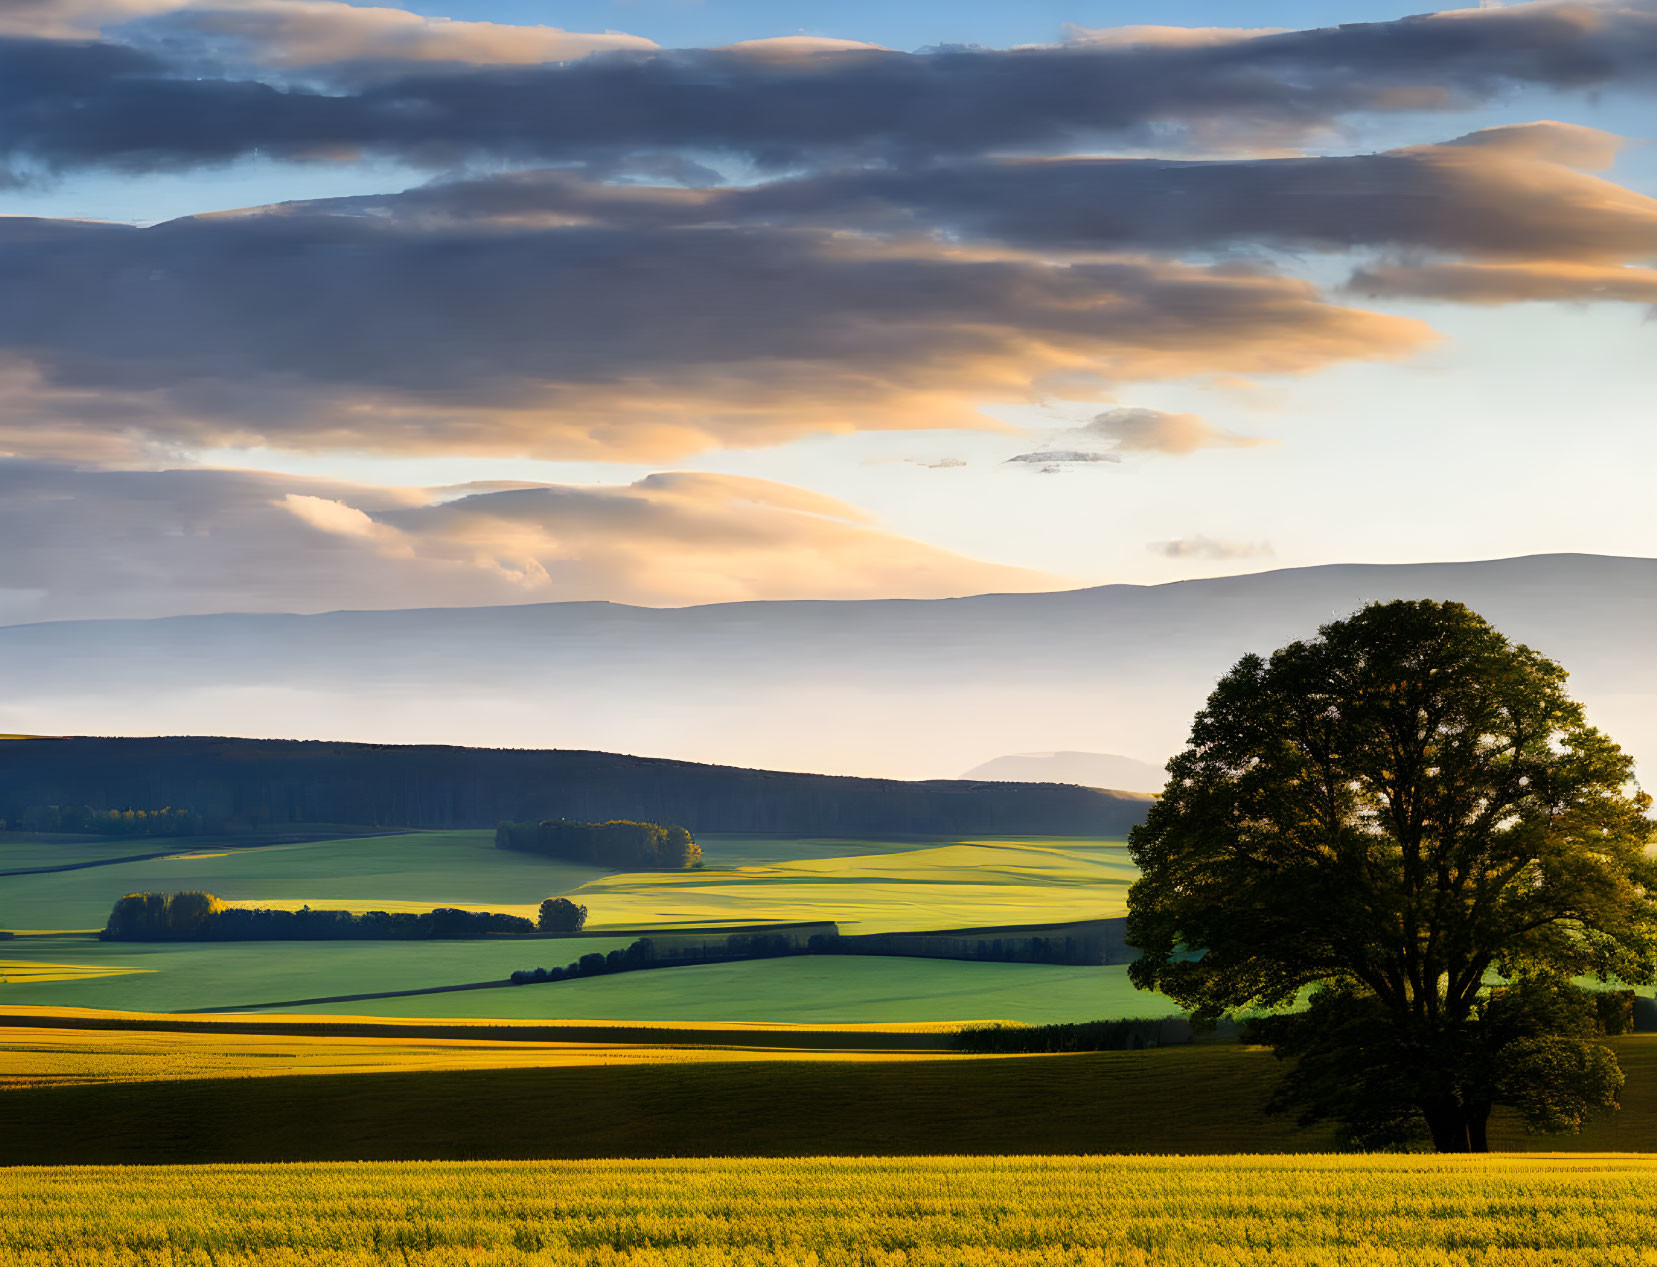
[1350,260,1657,304]
[6,5,1657,175]
[1006,450,1120,465]
[0,209,1432,462]
[0,0,657,65]
[1148,536,1275,560]
[127,3,656,69]
[0,461,1063,621]
[1001,407,1271,471]
[572,121,1652,264]
[279,491,414,556]
[1082,408,1272,456]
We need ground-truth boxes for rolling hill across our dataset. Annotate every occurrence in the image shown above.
[0,737,1150,836]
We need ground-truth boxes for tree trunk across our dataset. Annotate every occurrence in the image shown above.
[1467,1102,1491,1153]
[1423,1098,1472,1152]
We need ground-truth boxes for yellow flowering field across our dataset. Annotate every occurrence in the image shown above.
[4,1154,1657,1266]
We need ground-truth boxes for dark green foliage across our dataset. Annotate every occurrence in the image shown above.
[100,892,533,941]
[1128,599,1657,1151]
[104,891,172,939]
[497,818,701,870]
[19,804,203,836]
[577,952,607,976]
[537,897,588,933]
[509,931,807,986]
[1252,977,1628,1151]
[954,1018,1190,1053]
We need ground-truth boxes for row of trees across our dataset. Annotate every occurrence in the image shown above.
[497,818,701,870]
[101,891,534,940]
[510,931,801,985]
[955,1019,1191,1053]
[10,804,204,836]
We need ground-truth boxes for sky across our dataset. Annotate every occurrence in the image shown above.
[2,0,1656,622]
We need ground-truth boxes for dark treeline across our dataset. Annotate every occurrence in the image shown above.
[511,930,804,985]
[9,804,203,836]
[101,891,533,941]
[0,737,1150,836]
[954,1019,1197,1053]
[831,923,1126,966]
[498,819,701,870]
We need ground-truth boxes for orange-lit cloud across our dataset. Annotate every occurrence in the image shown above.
[0,215,1432,462]
[0,0,658,63]
[1350,261,1657,305]
[0,461,1061,621]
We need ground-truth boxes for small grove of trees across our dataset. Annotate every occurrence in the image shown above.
[538,897,588,933]
[12,805,204,836]
[102,891,534,940]
[496,818,701,870]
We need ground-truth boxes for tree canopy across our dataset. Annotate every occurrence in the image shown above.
[1127,599,1656,1151]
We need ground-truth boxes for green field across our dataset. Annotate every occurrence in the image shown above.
[0,834,198,872]
[0,830,604,932]
[575,837,1136,933]
[0,935,1164,1022]
[0,832,1131,934]
[1,830,1148,1023]
[0,935,635,1012]
[16,1152,1657,1265]
[276,955,1174,1024]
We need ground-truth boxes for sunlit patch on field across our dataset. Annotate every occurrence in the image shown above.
[3,1155,1657,1265]
[0,1026,953,1089]
[0,1009,975,1088]
[0,961,150,986]
[572,838,1136,934]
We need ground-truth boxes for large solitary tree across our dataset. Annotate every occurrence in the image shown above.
[1127,599,1656,1151]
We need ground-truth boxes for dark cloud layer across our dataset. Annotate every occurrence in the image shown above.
[0,206,1429,460]
[4,5,1657,178]
[311,119,1657,271]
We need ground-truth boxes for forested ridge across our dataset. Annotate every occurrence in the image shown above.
[0,737,1150,835]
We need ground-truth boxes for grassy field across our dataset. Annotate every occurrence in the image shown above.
[0,936,1169,1022]
[0,832,1131,935]
[275,955,1176,1024]
[573,838,1136,933]
[0,1014,966,1088]
[11,1154,1657,1266]
[0,834,196,872]
[12,1035,1657,1165]
[0,830,604,931]
[0,830,1147,1022]
[0,935,636,1012]
[0,1042,1333,1163]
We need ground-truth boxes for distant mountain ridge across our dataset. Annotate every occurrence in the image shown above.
[0,554,1651,780]
[0,736,1151,837]
[962,753,1168,795]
